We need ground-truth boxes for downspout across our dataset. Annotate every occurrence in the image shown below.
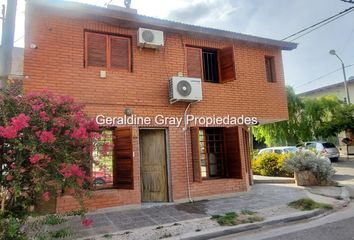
[182,101,199,202]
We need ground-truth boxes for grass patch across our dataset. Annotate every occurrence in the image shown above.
[211,212,237,226]
[241,209,256,215]
[211,211,264,226]
[49,228,71,239]
[41,214,66,225]
[288,198,333,211]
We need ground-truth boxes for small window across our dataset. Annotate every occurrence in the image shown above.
[92,130,114,189]
[85,31,131,71]
[202,49,219,83]
[265,56,276,82]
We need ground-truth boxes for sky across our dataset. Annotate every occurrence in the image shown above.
[1,0,354,93]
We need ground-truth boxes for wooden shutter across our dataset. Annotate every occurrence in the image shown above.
[224,126,242,179]
[110,36,130,71]
[186,47,203,79]
[85,32,107,67]
[219,46,236,83]
[113,127,134,189]
[191,127,202,182]
[241,128,252,184]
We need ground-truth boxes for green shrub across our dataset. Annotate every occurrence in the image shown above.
[252,152,293,177]
[288,198,333,211]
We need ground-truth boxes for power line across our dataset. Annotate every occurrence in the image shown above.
[13,35,23,43]
[293,64,354,89]
[341,0,354,3]
[287,8,354,41]
[282,6,354,41]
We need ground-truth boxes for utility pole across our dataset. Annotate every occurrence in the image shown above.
[329,49,351,104]
[0,0,17,89]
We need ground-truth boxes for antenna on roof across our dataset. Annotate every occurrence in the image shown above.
[124,0,131,8]
[104,0,113,7]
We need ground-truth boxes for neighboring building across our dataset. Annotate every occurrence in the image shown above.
[299,78,354,104]
[24,0,296,213]
[299,79,354,155]
[0,46,24,79]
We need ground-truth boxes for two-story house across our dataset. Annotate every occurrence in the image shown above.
[24,0,297,213]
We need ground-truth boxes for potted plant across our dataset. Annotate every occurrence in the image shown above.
[283,150,335,186]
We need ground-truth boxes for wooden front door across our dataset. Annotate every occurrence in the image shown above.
[140,129,168,202]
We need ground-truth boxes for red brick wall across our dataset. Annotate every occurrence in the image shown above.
[24,4,288,213]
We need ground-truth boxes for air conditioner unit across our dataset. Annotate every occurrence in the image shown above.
[169,77,203,104]
[137,28,164,49]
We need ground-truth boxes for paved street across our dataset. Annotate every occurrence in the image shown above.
[215,202,354,240]
[265,216,354,240]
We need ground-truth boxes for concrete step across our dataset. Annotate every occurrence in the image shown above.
[253,175,296,184]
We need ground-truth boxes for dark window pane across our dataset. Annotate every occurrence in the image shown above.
[265,56,276,82]
[202,49,219,83]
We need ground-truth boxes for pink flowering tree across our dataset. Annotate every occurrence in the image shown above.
[0,84,101,221]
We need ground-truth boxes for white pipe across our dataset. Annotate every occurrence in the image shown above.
[183,102,194,202]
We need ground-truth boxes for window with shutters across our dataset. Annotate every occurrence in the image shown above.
[92,127,134,190]
[265,56,276,83]
[186,46,236,83]
[191,127,243,181]
[85,31,131,71]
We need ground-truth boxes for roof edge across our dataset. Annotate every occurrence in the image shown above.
[27,0,298,51]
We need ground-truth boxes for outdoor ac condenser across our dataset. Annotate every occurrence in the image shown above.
[169,77,203,104]
[137,28,164,49]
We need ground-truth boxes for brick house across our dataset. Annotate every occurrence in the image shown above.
[24,0,297,213]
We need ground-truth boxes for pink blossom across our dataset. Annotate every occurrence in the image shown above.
[39,131,56,143]
[53,117,65,127]
[0,126,18,139]
[39,111,50,122]
[31,102,45,111]
[82,218,93,227]
[43,191,50,201]
[60,164,86,179]
[64,130,70,136]
[70,164,85,178]
[101,143,111,156]
[71,125,88,140]
[11,114,30,131]
[85,119,99,131]
[6,174,14,181]
[29,154,41,164]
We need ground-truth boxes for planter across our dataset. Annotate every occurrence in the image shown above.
[294,170,318,186]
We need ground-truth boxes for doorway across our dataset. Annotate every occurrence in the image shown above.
[139,129,168,202]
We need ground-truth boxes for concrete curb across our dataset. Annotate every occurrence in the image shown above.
[180,210,323,240]
[341,187,351,204]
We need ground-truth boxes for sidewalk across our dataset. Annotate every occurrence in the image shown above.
[48,183,350,239]
[59,184,308,239]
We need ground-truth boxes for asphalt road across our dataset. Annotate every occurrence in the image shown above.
[216,208,354,240]
[264,216,354,240]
